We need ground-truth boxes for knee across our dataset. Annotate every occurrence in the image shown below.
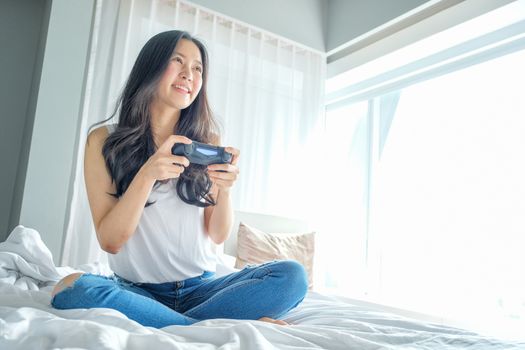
[51,272,84,298]
[272,260,308,298]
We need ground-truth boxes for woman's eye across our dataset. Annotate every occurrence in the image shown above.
[173,57,183,63]
[194,66,202,73]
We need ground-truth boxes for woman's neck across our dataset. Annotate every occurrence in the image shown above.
[150,102,181,147]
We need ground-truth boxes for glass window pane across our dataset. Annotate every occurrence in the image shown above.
[318,102,370,296]
[370,47,525,336]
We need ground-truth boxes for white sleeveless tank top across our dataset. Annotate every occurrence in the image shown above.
[105,124,216,283]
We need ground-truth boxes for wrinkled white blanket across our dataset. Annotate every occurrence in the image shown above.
[1,225,524,349]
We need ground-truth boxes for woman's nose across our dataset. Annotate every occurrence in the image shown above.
[179,66,192,81]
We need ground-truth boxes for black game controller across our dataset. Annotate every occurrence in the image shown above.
[171,141,233,166]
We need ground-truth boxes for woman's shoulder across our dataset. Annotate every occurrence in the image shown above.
[87,124,113,148]
[87,125,113,148]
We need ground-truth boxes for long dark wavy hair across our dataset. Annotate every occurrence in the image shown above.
[88,30,220,208]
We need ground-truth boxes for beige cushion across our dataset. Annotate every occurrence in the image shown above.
[234,222,315,289]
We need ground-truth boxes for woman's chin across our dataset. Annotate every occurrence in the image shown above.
[173,97,193,109]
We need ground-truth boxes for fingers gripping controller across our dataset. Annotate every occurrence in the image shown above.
[171,141,232,166]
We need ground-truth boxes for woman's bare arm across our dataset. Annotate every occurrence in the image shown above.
[204,184,234,245]
[85,129,191,253]
[84,127,156,254]
[204,136,239,244]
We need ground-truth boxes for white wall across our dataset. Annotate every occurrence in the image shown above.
[18,0,95,265]
[187,0,435,53]
[188,0,327,52]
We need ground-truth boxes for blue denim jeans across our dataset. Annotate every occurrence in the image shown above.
[51,260,308,328]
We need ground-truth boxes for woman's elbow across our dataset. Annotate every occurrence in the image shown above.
[102,244,121,255]
[96,230,122,254]
[208,229,230,245]
[98,238,121,254]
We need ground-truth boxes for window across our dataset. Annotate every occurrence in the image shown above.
[321,0,525,338]
[370,47,525,334]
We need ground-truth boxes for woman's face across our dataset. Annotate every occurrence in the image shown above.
[155,39,204,111]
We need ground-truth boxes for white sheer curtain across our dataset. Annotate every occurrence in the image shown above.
[61,0,326,267]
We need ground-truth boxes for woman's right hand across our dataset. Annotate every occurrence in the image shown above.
[139,135,192,182]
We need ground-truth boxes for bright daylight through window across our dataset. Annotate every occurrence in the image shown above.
[321,0,525,339]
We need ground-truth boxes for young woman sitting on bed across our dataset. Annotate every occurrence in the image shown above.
[50,30,308,328]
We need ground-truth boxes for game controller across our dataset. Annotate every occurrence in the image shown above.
[171,141,233,166]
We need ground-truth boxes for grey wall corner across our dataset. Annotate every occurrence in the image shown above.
[0,0,52,243]
[8,0,52,242]
[18,0,96,265]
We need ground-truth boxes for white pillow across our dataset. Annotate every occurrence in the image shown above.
[234,222,315,289]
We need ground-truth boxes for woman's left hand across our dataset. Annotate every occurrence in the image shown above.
[207,147,240,192]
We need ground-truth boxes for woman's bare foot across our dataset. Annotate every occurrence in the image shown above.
[258,317,289,325]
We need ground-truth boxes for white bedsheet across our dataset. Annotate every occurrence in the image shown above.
[1,225,524,350]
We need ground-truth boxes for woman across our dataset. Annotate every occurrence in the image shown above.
[51,30,308,328]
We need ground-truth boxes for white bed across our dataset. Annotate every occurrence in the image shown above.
[1,212,524,349]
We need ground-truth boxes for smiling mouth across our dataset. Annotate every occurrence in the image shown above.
[172,84,191,95]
